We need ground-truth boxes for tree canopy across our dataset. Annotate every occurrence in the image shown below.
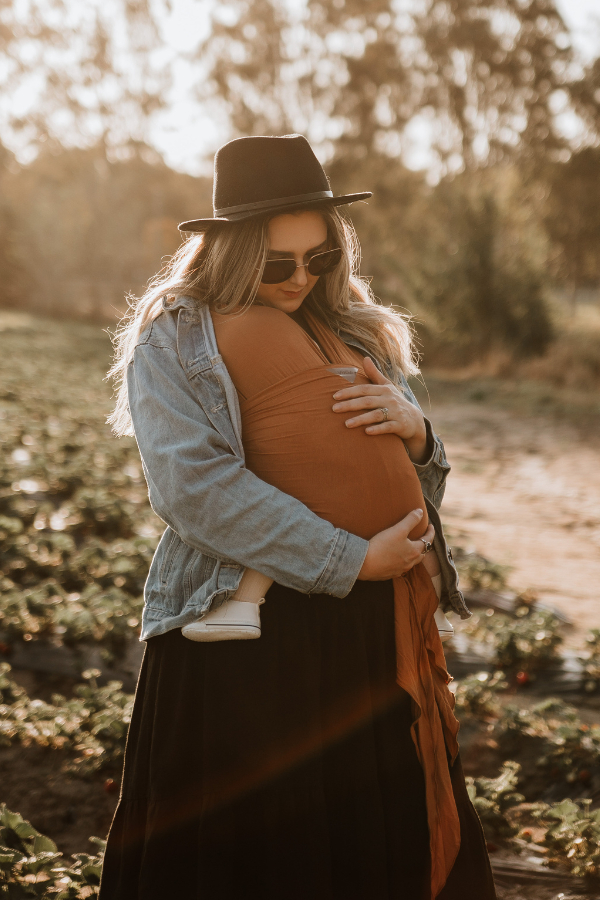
[198,0,600,175]
[0,0,168,156]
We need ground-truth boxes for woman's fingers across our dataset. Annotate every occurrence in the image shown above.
[401,523,436,572]
[346,410,398,434]
[333,384,395,412]
[333,378,425,448]
[412,522,435,554]
[362,356,392,386]
[332,357,390,399]
[333,381,389,397]
[343,408,396,430]
[358,511,436,581]
[340,397,395,422]
[335,395,391,415]
[396,507,426,538]
[422,522,435,544]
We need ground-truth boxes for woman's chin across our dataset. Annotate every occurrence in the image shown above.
[260,290,307,313]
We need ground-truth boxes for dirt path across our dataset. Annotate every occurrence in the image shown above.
[423,392,600,645]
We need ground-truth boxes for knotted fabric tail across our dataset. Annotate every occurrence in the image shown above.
[393,565,461,899]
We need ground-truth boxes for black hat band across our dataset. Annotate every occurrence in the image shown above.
[215,190,334,217]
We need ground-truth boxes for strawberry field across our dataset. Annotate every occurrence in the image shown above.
[1,312,599,898]
[0,312,162,895]
[0,314,161,655]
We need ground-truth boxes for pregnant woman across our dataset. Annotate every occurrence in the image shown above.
[99,135,496,899]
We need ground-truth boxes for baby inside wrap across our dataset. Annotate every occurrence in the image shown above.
[212,305,461,899]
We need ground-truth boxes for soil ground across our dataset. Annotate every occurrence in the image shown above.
[413,375,600,899]
[412,374,600,647]
[0,743,120,858]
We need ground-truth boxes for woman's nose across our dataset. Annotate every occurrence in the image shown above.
[289,263,308,287]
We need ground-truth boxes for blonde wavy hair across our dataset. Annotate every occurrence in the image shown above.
[108,206,419,436]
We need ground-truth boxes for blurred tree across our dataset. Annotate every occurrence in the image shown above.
[335,157,429,308]
[407,170,554,361]
[2,146,211,318]
[0,143,28,308]
[569,52,600,140]
[0,0,188,317]
[345,162,553,362]
[0,0,589,363]
[197,0,599,177]
[541,148,600,305]
[0,0,169,157]
[197,0,573,364]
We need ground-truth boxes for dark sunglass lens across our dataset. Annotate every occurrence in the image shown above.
[308,248,342,276]
[261,259,296,284]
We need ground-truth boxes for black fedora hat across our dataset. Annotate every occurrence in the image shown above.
[178,134,371,232]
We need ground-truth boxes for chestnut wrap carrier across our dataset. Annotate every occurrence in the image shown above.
[212,305,461,899]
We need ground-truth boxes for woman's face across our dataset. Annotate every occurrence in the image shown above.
[255,210,328,314]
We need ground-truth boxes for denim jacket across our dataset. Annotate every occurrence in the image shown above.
[128,296,471,641]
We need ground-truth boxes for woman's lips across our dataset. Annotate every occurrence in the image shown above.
[281,289,303,298]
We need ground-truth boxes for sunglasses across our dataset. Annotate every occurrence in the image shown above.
[260,247,342,284]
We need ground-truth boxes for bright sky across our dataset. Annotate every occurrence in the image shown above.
[148,0,216,176]
[149,0,600,177]
[556,0,600,61]
[1,0,597,175]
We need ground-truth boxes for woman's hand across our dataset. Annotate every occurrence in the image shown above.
[358,509,435,581]
[332,357,430,464]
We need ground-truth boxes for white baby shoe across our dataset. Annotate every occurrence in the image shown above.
[434,605,454,642]
[182,598,265,642]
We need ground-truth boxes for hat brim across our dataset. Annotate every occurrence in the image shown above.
[177,192,372,233]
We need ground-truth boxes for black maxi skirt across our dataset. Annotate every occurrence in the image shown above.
[99,579,496,900]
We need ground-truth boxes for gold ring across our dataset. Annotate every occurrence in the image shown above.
[380,407,389,422]
[420,538,433,553]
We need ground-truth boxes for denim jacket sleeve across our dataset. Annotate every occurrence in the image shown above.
[398,373,451,511]
[127,340,369,598]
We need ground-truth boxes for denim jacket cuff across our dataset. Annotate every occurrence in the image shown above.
[311,529,369,598]
[412,418,444,472]
[412,419,451,509]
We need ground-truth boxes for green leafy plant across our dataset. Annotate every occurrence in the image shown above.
[580,629,600,693]
[0,663,132,775]
[534,798,600,881]
[460,607,563,672]
[453,670,507,719]
[464,757,600,883]
[496,698,600,786]
[465,761,524,838]
[0,317,160,655]
[0,804,104,898]
[453,550,509,592]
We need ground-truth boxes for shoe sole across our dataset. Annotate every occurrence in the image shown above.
[182,624,262,642]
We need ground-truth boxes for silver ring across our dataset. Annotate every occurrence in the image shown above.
[420,538,433,554]
[379,407,389,422]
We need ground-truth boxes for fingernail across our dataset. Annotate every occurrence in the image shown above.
[416,508,423,516]
[366,427,374,433]
[346,419,354,427]
[332,403,340,411]
[333,392,341,399]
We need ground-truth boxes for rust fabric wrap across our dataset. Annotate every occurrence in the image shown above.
[212,305,461,898]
